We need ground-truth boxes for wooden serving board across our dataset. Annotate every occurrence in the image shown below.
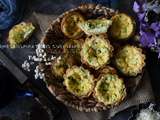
[40,3,144,112]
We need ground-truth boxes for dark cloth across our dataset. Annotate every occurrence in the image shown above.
[0,0,25,30]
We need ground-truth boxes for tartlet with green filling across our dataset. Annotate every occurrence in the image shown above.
[109,13,135,40]
[114,45,146,76]
[94,70,126,106]
[61,12,85,39]
[81,35,113,70]
[51,55,77,78]
[8,22,35,48]
[78,18,112,35]
[63,66,94,97]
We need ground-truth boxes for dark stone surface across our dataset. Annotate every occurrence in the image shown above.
[0,96,54,120]
[0,65,16,108]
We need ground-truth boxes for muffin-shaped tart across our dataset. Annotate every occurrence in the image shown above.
[94,72,126,106]
[114,45,145,76]
[109,13,135,40]
[51,55,76,78]
[61,12,85,39]
[64,66,94,97]
[81,35,113,70]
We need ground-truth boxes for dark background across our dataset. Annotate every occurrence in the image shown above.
[0,0,160,120]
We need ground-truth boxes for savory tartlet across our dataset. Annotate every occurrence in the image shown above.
[78,18,112,35]
[109,13,135,40]
[114,45,146,76]
[81,35,113,70]
[61,12,85,39]
[63,66,94,97]
[94,72,126,106]
[51,55,76,78]
[8,22,35,48]
[63,39,83,59]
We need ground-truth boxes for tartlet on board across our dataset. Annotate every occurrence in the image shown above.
[94,67,126,106]
[109,13,136,40]
[63,39,83,61]
[61,12,85,39]
[51,54,77,78]
[114,45,146,76]
[81,35,113,70]
[63,66,94,97]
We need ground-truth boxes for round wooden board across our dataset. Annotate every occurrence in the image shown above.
[40,3,144,112]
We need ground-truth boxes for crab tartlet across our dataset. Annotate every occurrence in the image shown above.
[78,18,112,35]
[8,22,35,48]
[51,55,76,78]
[109,13,135,40]
[81,35,113,70]
[61,12,85,39]
[114,45,145,76]
[94,72,126,106]
[63,66,94,97]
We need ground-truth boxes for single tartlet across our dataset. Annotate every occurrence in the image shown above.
[94,69,126,106]
[81,35,113,70]
[8,22,35,48]
[63,66,94,97]
[51,55,76,78]
[109,13,135,40]
[61,12,85,39]
[78,18,112,35]
[63,39,83,59]
[114,45,145,76]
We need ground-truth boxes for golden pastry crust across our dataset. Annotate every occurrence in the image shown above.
[114,45,146,76]
[98,66,117,75]
[61,12,85,39]
[8,22,35,48]
[63,66,94,97]
[51,55,76,78]
[94,72,126,106]
[81,35,113,70]
[78,18,112,35]
[109,13,136,40]
[93,66,117,79]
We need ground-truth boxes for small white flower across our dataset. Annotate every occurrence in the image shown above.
[22,60,30,72]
